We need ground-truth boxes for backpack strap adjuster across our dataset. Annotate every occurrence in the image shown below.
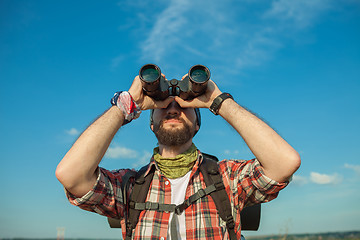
[226,215,235,229]
[129,200,135,209]
[197,188,206,198]
[214,181,225,190]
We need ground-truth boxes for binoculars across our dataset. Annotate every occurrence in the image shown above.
[139,64,210,100]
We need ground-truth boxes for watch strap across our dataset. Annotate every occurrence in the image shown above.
[209,93,233,115]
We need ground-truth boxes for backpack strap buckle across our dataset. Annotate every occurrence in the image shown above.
[174,205,182,215]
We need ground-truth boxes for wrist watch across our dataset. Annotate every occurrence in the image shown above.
[209,92,233,115]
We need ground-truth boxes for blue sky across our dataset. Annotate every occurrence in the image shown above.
[1,0,360,238]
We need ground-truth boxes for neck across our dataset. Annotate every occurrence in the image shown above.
[158,140,193,158]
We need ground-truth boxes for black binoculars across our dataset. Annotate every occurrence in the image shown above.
[139,64,210,100]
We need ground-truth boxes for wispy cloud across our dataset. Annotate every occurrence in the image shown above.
[291,174,309,185]
[105,145,138,159]
[344,163,360,176]
[310,172,342,185]
[135,0,336,72]
[291,171,343,186]
[65,128,80,136]
[224,149,240,155]
[141,0,191,63]
[104,144,152,167]
[264,0,333,29]
[132,151,153,168]
[111,55,124,70]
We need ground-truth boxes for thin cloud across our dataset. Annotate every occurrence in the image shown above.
[141,0,190,63]
[65,128,80,136]
[344,163,360,176]
[310,172,341,185]
[111,55,124,70]
[224,150,240,155]
[137,0,336,73]
[132,151,153,168]
[235,27,283,70]
[291,175,308,186]
[105,146,138,159]
[264,0,333,29]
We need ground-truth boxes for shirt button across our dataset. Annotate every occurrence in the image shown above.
[165,181,169,185]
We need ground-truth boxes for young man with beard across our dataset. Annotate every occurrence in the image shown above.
[56,73,301,240]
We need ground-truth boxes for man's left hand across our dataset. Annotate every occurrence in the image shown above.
[174,75,223,109]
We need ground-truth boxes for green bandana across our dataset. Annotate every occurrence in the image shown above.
[153,143,198,179]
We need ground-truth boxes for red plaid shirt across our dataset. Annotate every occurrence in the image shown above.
[66,152,288,239]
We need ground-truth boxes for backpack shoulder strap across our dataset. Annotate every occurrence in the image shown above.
[125,163,155,240]
[107,169,136,228]
[200,153,261,232]
[199,153,237,240]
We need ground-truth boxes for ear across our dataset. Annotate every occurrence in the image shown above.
[196,124,200,132]
[150,124,154,131]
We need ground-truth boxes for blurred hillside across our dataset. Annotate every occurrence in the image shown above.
[248,231,360,240]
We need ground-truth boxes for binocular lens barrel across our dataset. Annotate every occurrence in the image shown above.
[139,64,161,83]
[189,65,210,83]
[139,64,210,100]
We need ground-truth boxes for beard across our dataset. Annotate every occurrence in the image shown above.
[153,117,196,146]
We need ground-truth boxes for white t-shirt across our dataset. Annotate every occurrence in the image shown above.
[167,171,192,240]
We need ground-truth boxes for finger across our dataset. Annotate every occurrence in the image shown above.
[161,73,167,80]
[152,97,175,109]
[175,96,210,109]
[181,74,188,80]
[174,96,196,108]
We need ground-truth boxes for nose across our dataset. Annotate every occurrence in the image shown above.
[166,100,182,116]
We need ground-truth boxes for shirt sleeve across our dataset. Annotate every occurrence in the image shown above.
[222,159,289,208]
[65,167,133,219]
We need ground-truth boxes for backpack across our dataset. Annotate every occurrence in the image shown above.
[107,153,261,240]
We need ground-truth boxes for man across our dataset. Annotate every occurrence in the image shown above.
[56,73,301,240]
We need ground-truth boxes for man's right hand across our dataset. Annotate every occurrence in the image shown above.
[128,75,174,111]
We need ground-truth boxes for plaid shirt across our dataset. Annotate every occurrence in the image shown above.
[67,152,288,239]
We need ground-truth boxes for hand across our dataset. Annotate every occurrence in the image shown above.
[174,74,223,109]
[128,75,174,110]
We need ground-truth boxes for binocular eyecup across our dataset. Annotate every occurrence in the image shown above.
[139,64,210,101]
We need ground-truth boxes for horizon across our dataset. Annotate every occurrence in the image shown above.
[1,230,360,239]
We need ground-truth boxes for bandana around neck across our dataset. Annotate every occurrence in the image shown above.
[153,143,198,179]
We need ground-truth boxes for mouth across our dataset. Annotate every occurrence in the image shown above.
[164,119,182,124]
[161,117,185,127]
